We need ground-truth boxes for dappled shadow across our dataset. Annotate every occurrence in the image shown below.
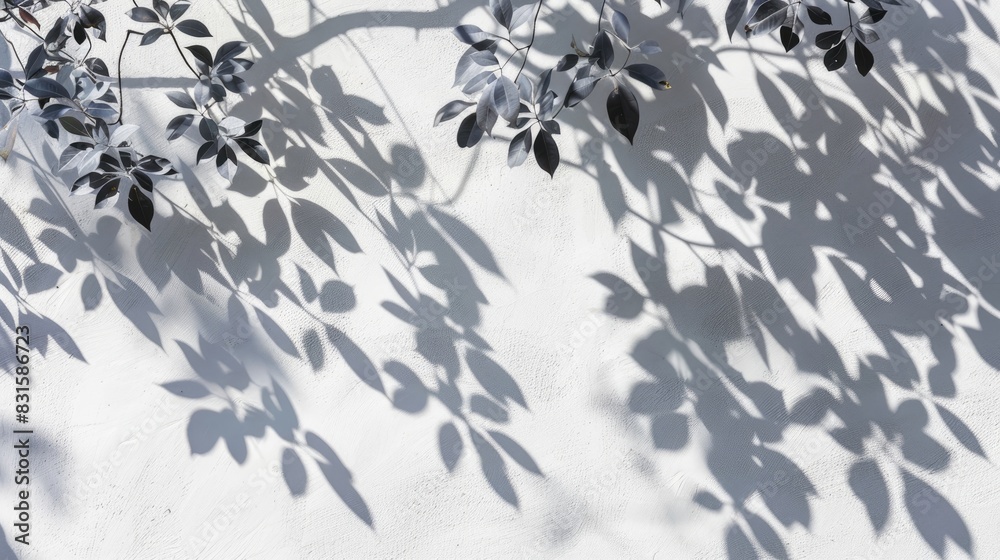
[1,0,998,556]
[1,0,541,542]
[574,0,998,558]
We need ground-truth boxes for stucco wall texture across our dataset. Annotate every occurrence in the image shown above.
[1,0,999,558]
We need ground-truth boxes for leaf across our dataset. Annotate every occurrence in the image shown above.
[186,45,214,68]
[216,143,238,180]
[456,114,483,148]
[509,4,535,30]
[236,138,269,164]
[18,8,39,29]
[492,76,520,121]
[128,186,154,230]
[434,100,474,126]
[624,63,671,90]
[141,28,166,45]
[507,128,532,167]
[607,80,640,144]
[816,29,843,49]
[533,129,559,177]
[592,30,615,69]
[196,141,217,162]
[175,20,212,38]
[555,54,579,72]
[132,171,153,192]
[780,25,800,52]
[199,117,218,140]
[565,76,600,107]
[854,39,874,76]
[610,8,630,43]
[24,78,70,100]
[824,39,848,71]
[215,41,248,62]
[490,0,513,28]
[127,7,161,23]
[476,82,499,136]
[725,0,749,40]
[95,178,121,209]
[855,26,880,44]
[859,8,887,23]
[166,91,196,110]
[807,5,832,24]
[240,120,263,137]
[745,0,790,37]
[154,0,170,18]
[59,117,89,136]
[110,124,139,145]
[24,44,46,79]
[453,25,497,48]
[170,1,191,21]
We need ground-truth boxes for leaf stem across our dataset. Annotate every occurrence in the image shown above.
[166,29,199,77]
[513,0,544,83]
[114,30,143,125]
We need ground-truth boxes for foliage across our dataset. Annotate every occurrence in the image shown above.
[437,0,909,176]
[437,0,671,177]
[731,0,902,75]
[0,0,268,230]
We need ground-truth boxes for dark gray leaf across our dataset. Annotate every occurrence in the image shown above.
[533,129,559,177]
[128,7,160,23]
[236,138,269,164]
[175,20,211,38]
[807,5,832,24]
[725,0,749,39]
[565,76,600,107]
[24,77,70,99]
[166,114,194,140]
[556,54,579,71]
[169,1,191,21]
[607,80,639,144]
[59,116,89,136]
[625,63,671,90]
[854,39,874,76]
[824,39,848,70]
[507,128,532,167]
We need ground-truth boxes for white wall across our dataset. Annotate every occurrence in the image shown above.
[1,0,999,558]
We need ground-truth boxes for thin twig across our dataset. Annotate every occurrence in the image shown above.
[114,30,143,124]
[514,0,544,82]
[167,29,199,77]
